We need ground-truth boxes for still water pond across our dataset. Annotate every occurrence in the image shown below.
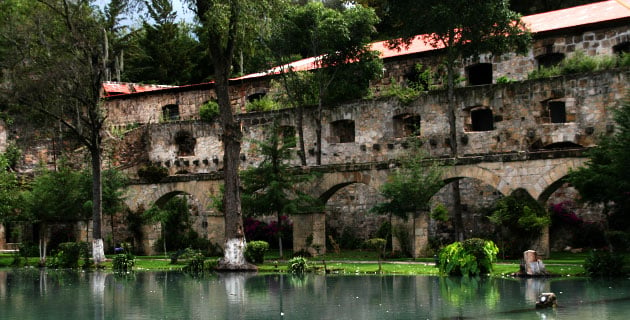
[1,269,630,319]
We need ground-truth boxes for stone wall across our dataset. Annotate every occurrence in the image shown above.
[101,24,630,130]
[122,69,627,178]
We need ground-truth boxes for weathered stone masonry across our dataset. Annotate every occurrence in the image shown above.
[3,2,629,255]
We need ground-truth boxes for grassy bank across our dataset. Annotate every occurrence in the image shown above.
[1,250,591,277]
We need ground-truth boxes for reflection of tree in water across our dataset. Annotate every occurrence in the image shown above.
[439,277,500,310]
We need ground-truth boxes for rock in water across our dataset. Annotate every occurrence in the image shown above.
[536,292,557,308]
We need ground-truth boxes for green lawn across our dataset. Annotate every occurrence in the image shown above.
[0,250,613,277]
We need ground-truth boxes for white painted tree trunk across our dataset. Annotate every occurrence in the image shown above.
[216,237,257,271]
[92,238,105,264]
[223,237,247,266]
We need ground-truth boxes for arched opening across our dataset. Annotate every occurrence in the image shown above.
[542,180,607,253]
[433,177,503,249]
[324,182,387,251]
[247,92,266,102]
[613,41,630,54]
[466,63,493,86]
[541,141,583,150]
[147,192,212,255]
[393,113,421,137]
[162,104,180,121]
[330,119,355,143]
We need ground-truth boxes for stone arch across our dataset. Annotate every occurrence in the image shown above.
[311,170,385,203]
[535,158,587,202]
[124,180,222,215]
[442,165,504,196]
[124,180,225,254]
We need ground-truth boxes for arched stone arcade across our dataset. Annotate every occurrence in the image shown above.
[124,180,224,254]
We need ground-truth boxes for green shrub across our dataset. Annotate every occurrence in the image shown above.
[606,231,630,252]
[245,97,281,112]
[382,81,422,105]
[438,238,499,276]
[431,203,449,221]
[584,250,625,277]
[393,226,412,257]
[112,252,135,272]
[47,242,84,269]
[182,249,207,274]
[495,76,514,84]
[363,238,387,252]
[245,240,269,264]
[137,165,168,183]
[488,190,550,257]
[199,100,219,121]
[288,256,308,274]
[528,51,630,80]
[560,51,598,75]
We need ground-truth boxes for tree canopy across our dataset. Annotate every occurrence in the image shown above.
[567,96,630,230]
[268,1,382,164]
[371,142,445,220]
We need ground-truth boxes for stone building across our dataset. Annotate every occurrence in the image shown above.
[2,1,629,255]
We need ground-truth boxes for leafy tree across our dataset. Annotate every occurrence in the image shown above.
[241,123,322,258]
[268,2,382,165]
[21,164,90,265]
[123,0,205,85]
[1,0,127,265]
[143,195,195,257]
[371,140,445,254]
[185,0,283,270]
[0,154,20,223]
[386,0,531,240]
[488,189,550,258]
[80,168,129,250]
[567,96,630,232]
[19,164,128,264]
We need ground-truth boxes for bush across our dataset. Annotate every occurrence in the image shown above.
[245,240,269,264]
[606,231,630,252]
[438,238,499,276]
[199,100,219,121]
[288,256,308,274]
[47,242,84,269]
[112,253,135,272]
[382,81,422,105]
[245,97,281,112]
[495,76,514,84]
[182,249,207,274]
[584,250,625,277]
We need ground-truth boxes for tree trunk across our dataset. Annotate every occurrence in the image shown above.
[297,106,307,166]
[213,62,255,271]
[445,42,465,241]
[315,81,323,165]
[90,147,106,265]
[277,211,284,259]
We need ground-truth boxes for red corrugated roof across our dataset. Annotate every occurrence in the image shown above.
[102,82,177,96]
[104,1,630,96]
[522,0,630,33]
[102,82,132,94]
[238,1,629,78]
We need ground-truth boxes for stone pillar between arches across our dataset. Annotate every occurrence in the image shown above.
[532,226,550,258]
[391,213,429,258]
[291,212,326,256]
